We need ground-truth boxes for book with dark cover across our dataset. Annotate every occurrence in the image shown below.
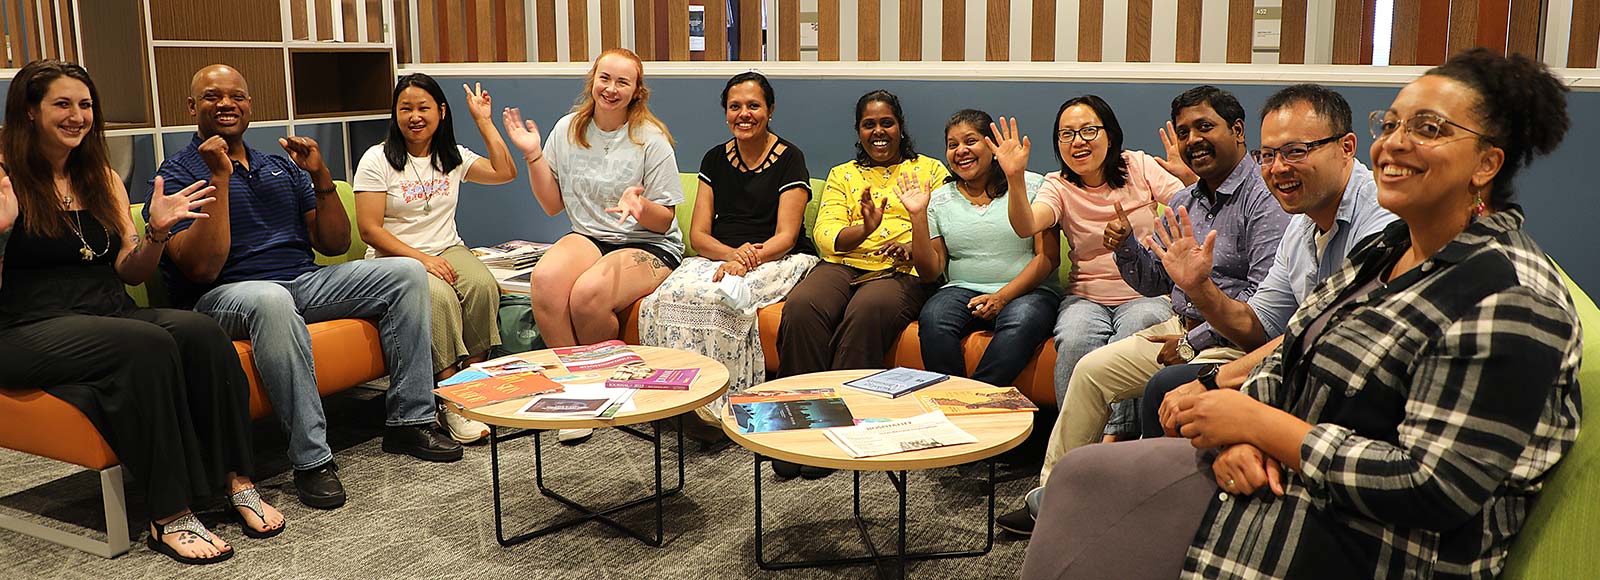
[841,367,951,398]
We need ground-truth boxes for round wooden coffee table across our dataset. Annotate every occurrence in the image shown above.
[721,370,1034,578]
[455,345,729,548]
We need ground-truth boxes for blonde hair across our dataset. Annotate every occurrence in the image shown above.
[568,48,675,148]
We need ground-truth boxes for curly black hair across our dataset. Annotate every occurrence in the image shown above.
[1425,48,1569,209]
[853,90,919,165]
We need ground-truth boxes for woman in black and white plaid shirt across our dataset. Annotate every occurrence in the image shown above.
[1023,49,1582,580]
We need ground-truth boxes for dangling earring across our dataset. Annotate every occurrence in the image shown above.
[1471,193,1487,218]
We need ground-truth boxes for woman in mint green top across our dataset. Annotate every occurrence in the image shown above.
[899,109,1062,387]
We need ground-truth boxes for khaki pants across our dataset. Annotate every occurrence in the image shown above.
[427,245,502,373]
[1038,316,1243,483]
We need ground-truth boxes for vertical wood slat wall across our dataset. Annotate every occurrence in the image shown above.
[221,0,1596,69]
[3,0,80,67]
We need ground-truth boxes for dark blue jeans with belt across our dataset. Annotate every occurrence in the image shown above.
[917,286,1060,387]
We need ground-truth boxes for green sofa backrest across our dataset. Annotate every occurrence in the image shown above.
[1501,265,1600,578]
[125,181,364,308]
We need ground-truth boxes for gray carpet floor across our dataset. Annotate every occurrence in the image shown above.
[0,385,1041,579]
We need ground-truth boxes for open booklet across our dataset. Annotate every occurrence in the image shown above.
[822,411,979,458]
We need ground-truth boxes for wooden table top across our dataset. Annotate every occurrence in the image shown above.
[720,370,1034,471]
[456,345,730,430]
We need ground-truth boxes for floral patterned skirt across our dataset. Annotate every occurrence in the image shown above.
[637,254,820,420]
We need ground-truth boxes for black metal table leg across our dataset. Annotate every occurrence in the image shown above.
[489,416,686,547]
[752,454,998,579]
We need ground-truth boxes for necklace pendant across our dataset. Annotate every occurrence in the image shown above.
[80,245,94,261]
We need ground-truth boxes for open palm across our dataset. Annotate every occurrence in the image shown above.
[1144,205,1215,292]
[988,117,1031,176]
[503,107,544,156]
[606,186,647,223]
[146,176,217,232]
[893,172,930,214]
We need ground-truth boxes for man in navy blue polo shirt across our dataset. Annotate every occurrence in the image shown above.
[147,64,461,510]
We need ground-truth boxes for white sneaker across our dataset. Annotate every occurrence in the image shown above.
[439,407,489,444]
[557,428,593,445]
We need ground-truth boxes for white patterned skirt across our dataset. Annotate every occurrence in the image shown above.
[637,254,820,419]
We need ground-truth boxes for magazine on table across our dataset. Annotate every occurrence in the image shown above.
[515,383,637,418]
[604,365,699,390]
[470,356,554,377]
[730,388,856,433]
[553,340,647,371]
[916,386,1039,415]
[841,367,951,398]
[727,388,841,405]
[472,240,552,269]
[822,411,979,458]
[434,371,564,410]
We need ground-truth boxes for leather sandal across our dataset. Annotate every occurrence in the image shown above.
[230,487,285,539]
[146,513,234,565]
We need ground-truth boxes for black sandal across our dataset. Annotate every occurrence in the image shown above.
[230,487,285,539]
[147,513,234,565]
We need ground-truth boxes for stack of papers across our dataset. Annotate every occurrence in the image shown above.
[823,411,979,458]
[472,240,552,270]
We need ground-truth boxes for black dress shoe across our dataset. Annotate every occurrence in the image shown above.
[293,462,347,510]
[996,506,1035,536]
[383,424,464,462]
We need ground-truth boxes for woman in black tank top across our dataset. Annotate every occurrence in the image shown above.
[0,60,285,565]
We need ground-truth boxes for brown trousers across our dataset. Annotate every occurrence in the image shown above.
[776,262,927,376]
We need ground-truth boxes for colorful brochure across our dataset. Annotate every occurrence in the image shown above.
[553,340,646,371]
[604,365,699,390]
[916,386,1039,415]
[434,371,564,410]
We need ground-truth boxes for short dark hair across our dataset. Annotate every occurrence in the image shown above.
[853,89,918,165]
[1054,95,1130,190]
[383,73,463,174]
[1171,85,1246,129]
[1425,48,1569,209]
[942,108,1008,198]
[720,71,774,108]
[1260,83,1353,138]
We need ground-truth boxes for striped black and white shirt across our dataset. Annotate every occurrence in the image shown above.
[1184,207,1583,579]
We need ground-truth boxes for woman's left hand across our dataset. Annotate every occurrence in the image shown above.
[713,260,748,282]
[877,240,912,262]
[463,82,493,121]
[1173,388,1269,449]
[968,293,1009,320]
[1212,443,1284,496]
[987,117,1031,177]
[146,176,217,233]
[605,186,648,224]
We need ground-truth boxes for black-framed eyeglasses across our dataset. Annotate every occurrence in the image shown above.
[1369,110,1495,147]
[1057,125,1104,143]
[1251,135,1343,165]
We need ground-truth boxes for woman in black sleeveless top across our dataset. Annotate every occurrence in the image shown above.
[0,61,284,565]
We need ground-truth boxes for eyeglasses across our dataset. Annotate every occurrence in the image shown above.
[1057,125,1104,144]
[1251,135,1342,165]
[1368,110,1495,147]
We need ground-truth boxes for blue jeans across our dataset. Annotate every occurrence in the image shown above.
[1139,364,1204,439]
[918,287,1060,387]
[1052,295,1172,436]
[195,258,436,470]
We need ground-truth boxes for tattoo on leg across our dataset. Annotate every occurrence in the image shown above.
[630,252,651,266]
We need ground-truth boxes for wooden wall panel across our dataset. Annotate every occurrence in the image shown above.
[7,0,25,66]
[506,0,527,61]
[635,0,656,60]
[293,0,309,39]
[668,0,689,60]
[439,0,459,61]
[1176,0,1201,62]
[1389,0,1419,65]
[317,0,335,41]
[1573,0,1600,68]
[477,0,497,60]
[1078,0,1102,62]
[1331,0,1363,64]
[343,0,360,41]
[1031,0,1055,61]
[601,0,622,50]
[61,0,76,62]
[780,0,800,60]
[368,0,385,42]
[858,0,881,61]
[418,0,439,62]
[79,1,149,125]
[1126,0,1152,63]
[394,0,410,63]
[739,0,762,60]
[900,0,922,61]
[1445,0,1479,57]
[1226,0,1251,63]
[537,0,557,61]
[152,0,282,41]
[942,0,965,61]
[1360,0,1376,63]
[569,0,591,62]
[154,47,288,123]
[819,0,839,60]
[1279,0,1306,64]
[703,0,727,59]
[985,0,1008,61]
[1507,0,1540,57]
[39,0,58,59]
[1473,0,1509,54]
[19,0,36,62]
[1415,0,1449,65]
[464,0,482,60]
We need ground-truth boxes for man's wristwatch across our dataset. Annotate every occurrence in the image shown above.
[1175,335,1197,362]
[1195,363,1221,390]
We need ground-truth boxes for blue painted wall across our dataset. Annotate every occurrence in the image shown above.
[408,74,1598,292]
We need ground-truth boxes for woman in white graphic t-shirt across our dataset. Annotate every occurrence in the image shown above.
[352,73,519,444]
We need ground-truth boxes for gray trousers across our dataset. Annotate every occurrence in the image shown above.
[1022,438,1217,580]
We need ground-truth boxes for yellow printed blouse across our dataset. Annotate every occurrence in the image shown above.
[813,155,950,273]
